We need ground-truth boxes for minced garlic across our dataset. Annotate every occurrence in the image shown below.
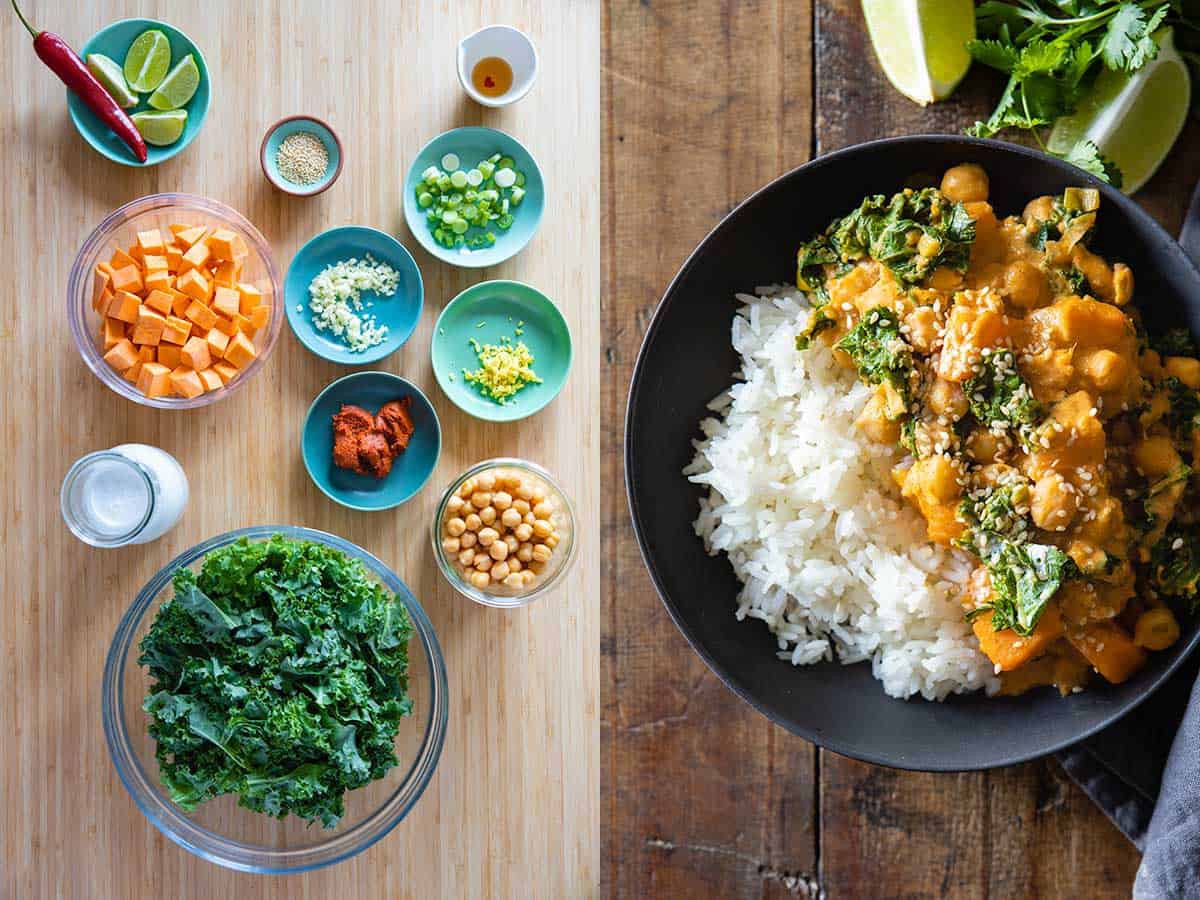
[307,254,399,352]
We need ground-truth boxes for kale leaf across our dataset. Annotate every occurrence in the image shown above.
[1152,328,1199,358]
[1165,376,1200,437]
[968,540,1078,637]
[963,350,1043,442]
[138,535,414,828]
[795,235,839,305]
[1149,525,1200,609]
[795,308,836,351]
[954,481,1033,557]
[834,307,915,400]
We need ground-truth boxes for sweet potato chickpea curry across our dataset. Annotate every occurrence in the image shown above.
[794,163,1200,696]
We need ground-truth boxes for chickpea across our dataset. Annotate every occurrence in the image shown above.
[457,478,476,498]
[1112,262,1134,306]
[442,537,461,554]
[528,561,545,576]
[474,555,492,572]
[545,535,559,549]
[501,473,522,490]
[514,522,533,542]
[479,506,497,525]
[464,513,482,532]
[470,571,491,590]
[1002,260,1048,309]
[1071,244,1114,300]
[521,570,536,586]
[532,544,552,563]
[904,306,939,354]
[460,500,475,516]
[460,531,477,549]
[503,573,524,589]
[477,527,499,547]
[1030,472,1080,531]
[524,512,537,525]
[508,557,523,573]
[531,492,546,506]
[1133,435,1180,478]
[940,163,989,203]
[513,499,531,515]
[491,561,511,582]
[471,491,492,509]
[447,495,465,513]
[489,541,509,561]
[1135,607,1180,650]
[533,519,553,539]
[927,378,967,421]
[504,534,519,553]
[1079,349,1128,393]
[517,543,534,563]
[458,548,476,567]
[501,508,522,528]
[1023,195,1055,225]
[476,471,497,491]
[493,491,513,510]
[927,267,963,291]
[516,484,535,501]
[533,501,553,519]
[446,517,466,537]
[1165,356,1200,390]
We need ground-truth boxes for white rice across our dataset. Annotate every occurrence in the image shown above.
[684,287,999,700]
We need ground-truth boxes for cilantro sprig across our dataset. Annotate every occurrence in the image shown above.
[966,1,1199,186]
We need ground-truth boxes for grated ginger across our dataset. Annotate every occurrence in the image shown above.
[463,335,542,403]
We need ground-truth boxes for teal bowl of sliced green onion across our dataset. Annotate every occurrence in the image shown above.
[403,127,544,269]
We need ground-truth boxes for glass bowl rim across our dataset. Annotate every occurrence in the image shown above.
[68,192,283,410]
[101,524,449,874]
[430,457,578,608]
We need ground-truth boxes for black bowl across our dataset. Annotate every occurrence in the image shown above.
[625,135,1200,771]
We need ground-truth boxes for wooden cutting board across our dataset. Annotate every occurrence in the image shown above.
[0,2,599,897]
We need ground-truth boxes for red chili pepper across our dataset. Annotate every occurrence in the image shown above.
[11,0,147,163]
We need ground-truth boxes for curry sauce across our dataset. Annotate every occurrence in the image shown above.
[795,163,1199,695]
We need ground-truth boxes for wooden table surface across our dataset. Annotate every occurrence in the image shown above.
[602,1,1200,897]
[1,2,598,897]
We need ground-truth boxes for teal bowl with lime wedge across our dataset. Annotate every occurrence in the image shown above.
[431,280,571,422]
[68,18,210,167]
[403,127,545,269]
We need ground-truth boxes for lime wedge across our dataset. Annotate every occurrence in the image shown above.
[123,29,172,93]
[862,0,975,105]
[1048,28,1190,195]
[131,110,188,146]
[86,53,138,109]
[148,54,200,110]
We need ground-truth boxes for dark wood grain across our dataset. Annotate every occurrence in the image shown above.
[605,0,1199,896]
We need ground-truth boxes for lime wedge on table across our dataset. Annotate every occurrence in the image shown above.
[123,29,172,93]
[148,54,200,110]
[131,110,187,146]
[86,54,137,108]
[1048,28,1190,195]
[862,0,975,106]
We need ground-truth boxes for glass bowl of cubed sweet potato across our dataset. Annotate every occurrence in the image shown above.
[68,193,283,408]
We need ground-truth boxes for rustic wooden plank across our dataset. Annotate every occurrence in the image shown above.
[602,1,817,897]
[0,1,599,897]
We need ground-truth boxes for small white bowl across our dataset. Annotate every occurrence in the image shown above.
[457,25,538,108]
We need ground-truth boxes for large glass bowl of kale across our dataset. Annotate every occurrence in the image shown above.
[101,526,447,873]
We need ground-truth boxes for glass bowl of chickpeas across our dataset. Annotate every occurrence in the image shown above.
[432,458,577,607]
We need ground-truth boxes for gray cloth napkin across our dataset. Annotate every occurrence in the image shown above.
[1057,181,1200,900]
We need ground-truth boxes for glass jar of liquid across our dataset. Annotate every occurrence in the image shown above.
[61,444,189,548]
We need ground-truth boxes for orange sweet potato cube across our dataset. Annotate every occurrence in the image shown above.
[197,368,223,392]
[248,305,270,330]
[136,306,167,336]
[143,269,173,292]
[232,313,253,334]
[157,344,182,368]
[143,254,169,274]
[212,361,240,384]
[184,300,218,331]
[143,289,175,316]
[212,286,240,319]
[205,327,230,359]
[110,264,144,295]
[168,289,191,317]
[165,246,184,271]
[180,240,211,272]
[181,335,212,371]
[212,259,239,288]
[123,360,144,384]
[102,317,125,350]
[95,288,114,317]
[206,228,239,260]
[102,338,139,371]
[138,345,156,363]
[91,264,111,309]
[223,331,257,368]
[236,282,263,314]
[107,290,141,324]
[175,225,208,247]
[136,362,172,398]
[212,316,237,336]
[161,316,192,345]
[109,247,137,270]
[137,229,165,254]
[169,366,205,399]
[177,268,211,302]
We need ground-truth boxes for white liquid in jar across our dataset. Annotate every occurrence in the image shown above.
[61,444,189,547]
